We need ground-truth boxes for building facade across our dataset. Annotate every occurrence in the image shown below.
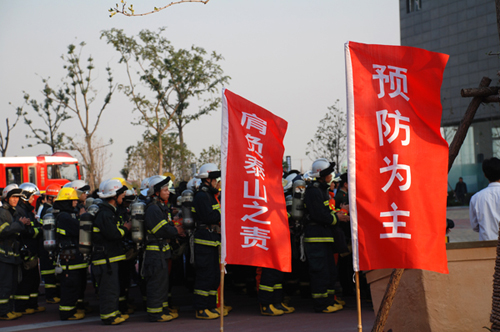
[400,0,500,193]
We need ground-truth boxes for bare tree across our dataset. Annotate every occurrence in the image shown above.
[72,136,112,188]
[0,108,22,157]
[108,0,210,17]
[306,100,347,173]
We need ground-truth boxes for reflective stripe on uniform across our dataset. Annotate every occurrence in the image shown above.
[13,295,30,300]
[101,310,121,319]
[146,244,170,252]
[147,307,163,313]
[0,223,8,233]
[93,227,100,233]
[193,289,210,297]
[151,220,168,234]
[311,292,328,299]
[0,299,9,304]
[44,284,57,289]
[303,237,334,243]
[0,248,20,257]
[30,293,38,298]
[41,269,56,275]
[194,238,220,247]
[327,289,336,295]
[57,228,66,235]
[92,255,126,266]
[212,204,220,210]
[61,263,89,270]
[162,302,169,307]
[259,284,274,292]
[323,200,330,207]
[59,305,76,311]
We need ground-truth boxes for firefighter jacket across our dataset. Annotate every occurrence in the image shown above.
[303,180,337,244]
[0,201,25,264]
[54,200,87,270]
[144,198,178,260]
[16,200,41,256]
[192,184,221,227]
[91,201,128,266]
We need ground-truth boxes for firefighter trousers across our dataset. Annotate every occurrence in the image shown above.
[258,268,284,305]
[59,264,87,320]
[143,258,169,321]
[14,264,40,312]
[0,262,19,316]
[304,241,337,311]
[193,230,220,310]
[92,262,121,323]
[40,250,59,301]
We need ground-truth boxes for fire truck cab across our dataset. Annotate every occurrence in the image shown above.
[0,152,82,192]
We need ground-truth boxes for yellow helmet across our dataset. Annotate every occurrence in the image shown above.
[55,187,80,201]
[111,177,133,189]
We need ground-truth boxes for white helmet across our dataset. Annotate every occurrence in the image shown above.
[19,182,40,200]
[195,163,221,179]
[2,184,24,199]
[187,178,201,191]
[140,177,151,197]
[283,173,298,192]
[63,180,90,192]
[98,179,126,199]
[147,175,171,197]
[310,158,335,178]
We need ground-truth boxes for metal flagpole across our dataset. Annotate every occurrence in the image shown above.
[220,263,225,332]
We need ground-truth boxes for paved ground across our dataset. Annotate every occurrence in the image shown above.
[0,206,478,332]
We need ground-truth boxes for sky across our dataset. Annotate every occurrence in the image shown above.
[0,0,400,181]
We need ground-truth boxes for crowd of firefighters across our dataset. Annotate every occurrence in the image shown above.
[0,158,359,325]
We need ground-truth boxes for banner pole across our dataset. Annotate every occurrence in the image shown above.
[355,272,362,332]
[220,262,225,332]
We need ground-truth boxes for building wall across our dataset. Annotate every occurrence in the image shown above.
[400,0,500,193]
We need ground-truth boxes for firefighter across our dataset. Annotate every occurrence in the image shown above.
[143,176,183,322]
[92,179,131,325]
[0,184,30,320]
[63,180,91,214]
[303,159,350,313]
[14,183,45,315]
[192,163,230,319]
[39,183,62,304]
[53,187,88,321]
[117,188,137,315]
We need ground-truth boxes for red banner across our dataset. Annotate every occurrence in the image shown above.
[221,89,291,272]
[345,42,449,274]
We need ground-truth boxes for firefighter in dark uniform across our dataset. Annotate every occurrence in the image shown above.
[14,183,45,315]
[0,184,30,320]
[53,187,87,320]
[143,175,183,322]
[39,183,62,304]
[92,179,131,325]
[192,163,229,319]
[303,159,350,313]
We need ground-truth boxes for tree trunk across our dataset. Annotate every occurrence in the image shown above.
[158,133,163,175]
[86,134,97,191]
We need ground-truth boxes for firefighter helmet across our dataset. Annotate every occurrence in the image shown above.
[283,173,299,192]
[98,179,127,199]
[195,163,221,179]
[310,158,335,178]
[63,180,90,192]
[45,184,62,197]
[187,178,201,191]
[2,184,24,199]
[19,182,40,200]
[147,175,171,197]
[111,177,133,189]
[140,177,151,197]
[55,187,80,201]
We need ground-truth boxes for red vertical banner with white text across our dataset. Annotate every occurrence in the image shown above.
[345,42,449,274]
[221,89,291,272]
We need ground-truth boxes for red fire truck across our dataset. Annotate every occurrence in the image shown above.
[0,152,82,192]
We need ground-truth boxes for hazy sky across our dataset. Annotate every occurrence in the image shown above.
[0,0,400,180]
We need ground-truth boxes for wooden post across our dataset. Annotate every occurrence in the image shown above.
[371,268,405,332]
[355,272,363,332]
[448,76,491,172]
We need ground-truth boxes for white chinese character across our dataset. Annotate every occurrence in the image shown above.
[372,64,410,101]
[380,154,411,192]
[240,226,271,250]
[376,110,410,147]
[372,65,389,99]
[241,201,270,225]
[243,179,267,202]
[380,202,411,239]
[241,112,267,135]
[245,134,263,158]
[244,155,265,180]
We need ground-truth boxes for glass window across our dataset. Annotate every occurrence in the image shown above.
[493,126,500,159]
[46,164,78,181]
[407,0,421,13]
[29,167,36,184]
[441,125,475,165]
[6,167,23,185]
